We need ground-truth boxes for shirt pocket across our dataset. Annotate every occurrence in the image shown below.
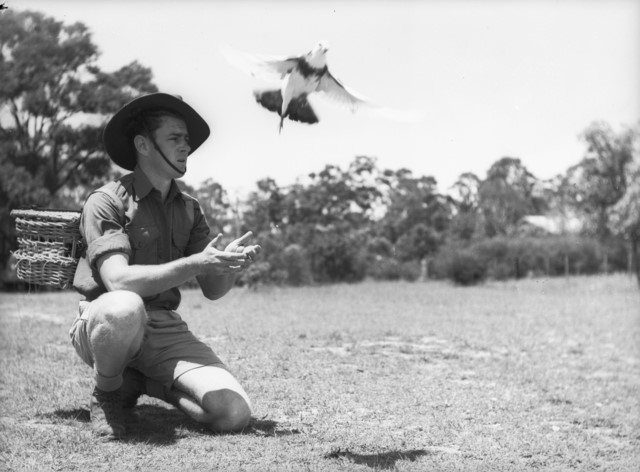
[128,225,160,264]
[171,225,190,260]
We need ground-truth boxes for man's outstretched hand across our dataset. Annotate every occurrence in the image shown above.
[224,231,262,266]
[200,234,249,276]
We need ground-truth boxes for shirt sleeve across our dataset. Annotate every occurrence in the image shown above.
[185,200,212,256]
[81,190,132,269]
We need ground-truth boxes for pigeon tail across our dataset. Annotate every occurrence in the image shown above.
[254,89,283,115]
[254,90,319,131]
[286,94,319,125]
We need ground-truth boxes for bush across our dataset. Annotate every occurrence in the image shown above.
[280,244,313,286]
[447,249,487,286]
[309,231,367,283]
[432,235,630,284]
[398,260,422,282]
[368,256,402,281]
[237,261,273,287]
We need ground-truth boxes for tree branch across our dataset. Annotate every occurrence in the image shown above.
[53,149,97,193]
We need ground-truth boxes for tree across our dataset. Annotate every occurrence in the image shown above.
[284,156,382,229]
[566,122,635,241]
[0,10,157,264]
[478,157,546,236]
[241,177,285,234]
[379,168,453,251]
[449,172,482,241]
[608,127,640,285]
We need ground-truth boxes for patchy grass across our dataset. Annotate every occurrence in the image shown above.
[0,275,639,471]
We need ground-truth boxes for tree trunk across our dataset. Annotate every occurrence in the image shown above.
[633,237,640,288]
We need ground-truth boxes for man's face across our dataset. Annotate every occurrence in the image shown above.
[150,115,191,177]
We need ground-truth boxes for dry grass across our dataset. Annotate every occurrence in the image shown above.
[1,275,639,471]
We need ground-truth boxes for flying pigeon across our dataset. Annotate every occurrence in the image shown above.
[220,41,424,133]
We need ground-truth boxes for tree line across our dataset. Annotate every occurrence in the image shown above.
[2,10,639,288]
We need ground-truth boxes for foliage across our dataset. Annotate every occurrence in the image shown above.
[367,257,421,282]
[177,178,232,236]
[239,156,385,284]
[279,244,313,286]
[564,122,635,241]
[432,235,628,284]
[378,168,454,248]
[477,157,547,237]
[0,10,157,263]
[434,246,487,286]
[608,138,640,285]
[308,227,368,283]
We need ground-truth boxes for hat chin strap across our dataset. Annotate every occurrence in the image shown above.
[146,133,186,177]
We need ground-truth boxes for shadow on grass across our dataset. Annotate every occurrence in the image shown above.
[244,417,301,436]
[325,449,430,470]
[49,405,204,445]
[48,408,298,443]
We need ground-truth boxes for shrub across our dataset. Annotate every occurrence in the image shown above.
[238,261,272,287]
[432,245,486,285]
[281,244,313,286]
[308,231,368,283]
[368,256,402,281]
[447,249,487,285]
[398,260,422,282]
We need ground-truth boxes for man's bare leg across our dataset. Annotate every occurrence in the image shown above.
[85,291,147,438]
[171,365,251,433]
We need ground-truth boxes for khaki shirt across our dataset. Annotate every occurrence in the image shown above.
[73,168,211,309]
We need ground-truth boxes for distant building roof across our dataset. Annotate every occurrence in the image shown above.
[522,215,583,235]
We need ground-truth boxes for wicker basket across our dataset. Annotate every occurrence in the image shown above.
[10,209,83,289]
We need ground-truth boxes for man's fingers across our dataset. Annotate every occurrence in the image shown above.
[244,244,262,257]
[235,231,253,246]
[216,252,247,262]
[207,233,223,248]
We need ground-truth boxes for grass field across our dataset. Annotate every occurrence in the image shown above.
[0,275,639,471]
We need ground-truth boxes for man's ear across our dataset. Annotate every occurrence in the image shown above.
[133,134,150,155]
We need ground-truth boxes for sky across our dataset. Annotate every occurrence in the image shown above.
[12,0,640,198]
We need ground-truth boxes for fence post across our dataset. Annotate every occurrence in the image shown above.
[420,258,428,282]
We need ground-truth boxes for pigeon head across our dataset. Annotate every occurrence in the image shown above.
[306,40,330,68]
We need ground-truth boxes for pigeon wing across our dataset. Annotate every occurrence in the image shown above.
[220,45,300,83]
[317,70,425,122]
[317,70,369,113]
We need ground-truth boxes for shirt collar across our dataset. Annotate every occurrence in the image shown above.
[166,179,183,203]
[132,167,183,203]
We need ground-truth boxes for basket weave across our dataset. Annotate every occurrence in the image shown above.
[10,209,83,289]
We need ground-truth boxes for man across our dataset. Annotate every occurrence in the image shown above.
[70,92,260,440]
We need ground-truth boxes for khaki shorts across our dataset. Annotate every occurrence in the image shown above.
[69,301,226,388]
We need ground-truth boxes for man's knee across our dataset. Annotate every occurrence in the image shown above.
[87,291,146,340]
[201,389,252,433]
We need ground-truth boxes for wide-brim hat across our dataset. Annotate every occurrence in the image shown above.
[103,92,211,171]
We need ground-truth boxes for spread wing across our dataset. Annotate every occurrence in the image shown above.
[220,44,300,83]
[317,70,369,112]
[317,70,425,122]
